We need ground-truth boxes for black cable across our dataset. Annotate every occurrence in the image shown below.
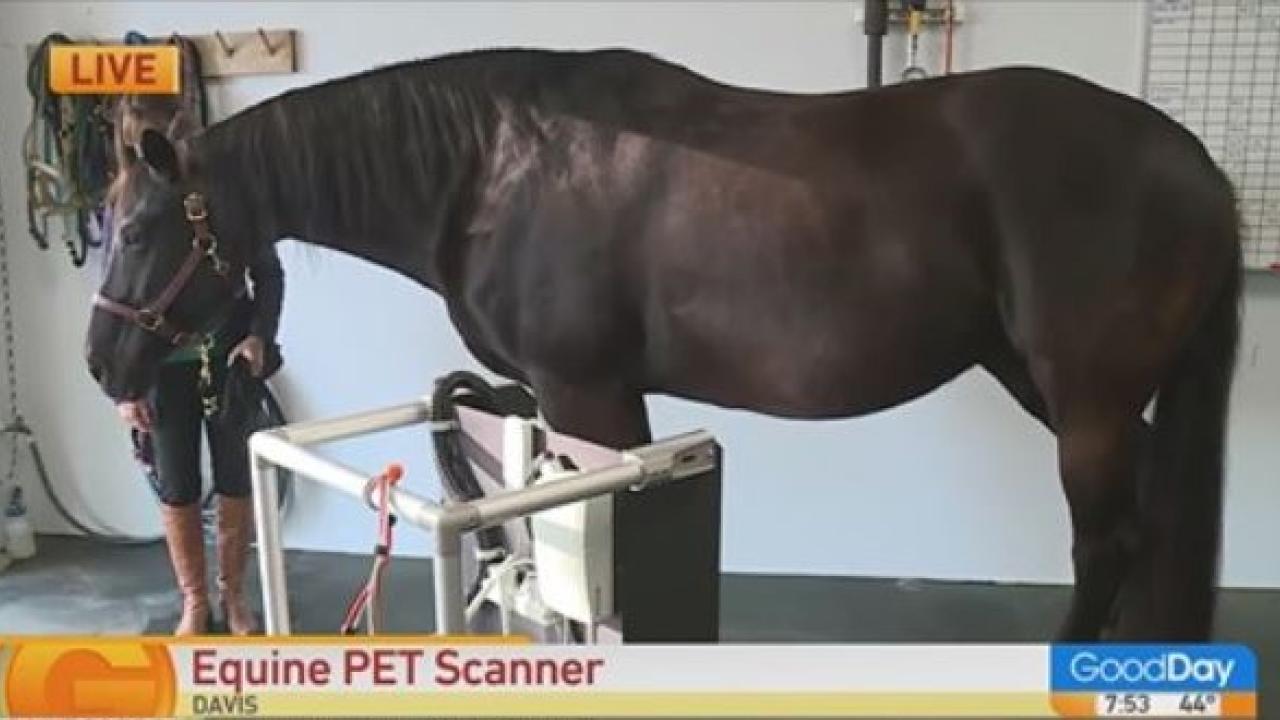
[430,372,508,556]
[17,418,158,545]
[428,371,538,604]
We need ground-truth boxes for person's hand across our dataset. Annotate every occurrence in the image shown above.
[117,400,153,433]
[229,335,266,377]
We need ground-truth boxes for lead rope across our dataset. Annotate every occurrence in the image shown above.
[197,333,219,418]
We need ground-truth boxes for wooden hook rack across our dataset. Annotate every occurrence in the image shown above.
[191,28,297,78]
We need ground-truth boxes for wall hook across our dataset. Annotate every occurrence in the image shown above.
[257,28,280,56]
[183,27,297,77]
[214,30,237,57]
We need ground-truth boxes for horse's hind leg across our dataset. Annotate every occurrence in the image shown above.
[984,345,1147,639]
[1055,413,1143,640]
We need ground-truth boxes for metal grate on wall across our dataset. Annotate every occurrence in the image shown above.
[1145,0,1280,271]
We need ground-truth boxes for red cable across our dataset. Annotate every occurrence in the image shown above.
[340,587,369,633]
[340,464,403,634]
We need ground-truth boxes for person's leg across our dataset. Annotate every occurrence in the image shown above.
[148,361,210,635]
[207,360,258,635]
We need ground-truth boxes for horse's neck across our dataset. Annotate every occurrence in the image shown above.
[199,79,496,291]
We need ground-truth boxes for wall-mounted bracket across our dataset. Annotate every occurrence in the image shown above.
[856,1,966,27]
[189,29,297,78]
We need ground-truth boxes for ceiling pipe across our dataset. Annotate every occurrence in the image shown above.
[864,0,888,89]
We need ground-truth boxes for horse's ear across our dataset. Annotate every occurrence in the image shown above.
[139,128,181,182]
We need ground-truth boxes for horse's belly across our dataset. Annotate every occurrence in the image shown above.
[649,288,983,419]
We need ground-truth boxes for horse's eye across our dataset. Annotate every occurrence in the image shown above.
[120,225,141,246]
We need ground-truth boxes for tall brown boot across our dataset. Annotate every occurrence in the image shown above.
[216,495,258,635]
[159,503,210,635]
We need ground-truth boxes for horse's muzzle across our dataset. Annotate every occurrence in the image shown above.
[86,353,134,401]
[86,354,107,386]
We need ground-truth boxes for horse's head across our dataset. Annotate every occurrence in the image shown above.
[86,129,243,400]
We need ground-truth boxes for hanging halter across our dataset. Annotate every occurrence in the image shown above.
[92,192,239,346]
[25,33,114,267]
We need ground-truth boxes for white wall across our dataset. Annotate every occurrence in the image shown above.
[1,1,1276,587]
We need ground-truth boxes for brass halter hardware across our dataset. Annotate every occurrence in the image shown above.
[185,193,230,277]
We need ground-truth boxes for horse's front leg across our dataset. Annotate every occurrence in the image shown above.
[532,375,721,641]
[532,376,652,449]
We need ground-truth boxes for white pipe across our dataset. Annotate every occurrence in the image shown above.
[271,399,432,446]
[251,456,290,634]
[469,461,646,528]
[464,431,715,529]
[250,430,452,529]
[434,527,466,633]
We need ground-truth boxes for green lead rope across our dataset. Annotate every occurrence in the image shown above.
[163,333,225,419]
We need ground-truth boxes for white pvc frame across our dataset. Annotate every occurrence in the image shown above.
[249,397,717,635]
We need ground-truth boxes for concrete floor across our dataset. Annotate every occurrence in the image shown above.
[2,536,1276,715]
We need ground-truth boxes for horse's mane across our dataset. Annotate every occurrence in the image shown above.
[193,49,698,236]
[206,46,722,142]
[191,47,836,247]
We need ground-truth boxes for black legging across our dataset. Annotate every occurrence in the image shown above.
[146,351,251,506]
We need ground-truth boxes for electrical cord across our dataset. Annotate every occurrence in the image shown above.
[465,556,537,627]
[429,372,517,603]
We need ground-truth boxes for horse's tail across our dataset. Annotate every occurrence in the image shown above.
[1125,208,1242,639]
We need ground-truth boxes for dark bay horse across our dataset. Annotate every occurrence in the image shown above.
[85,49,1241,641]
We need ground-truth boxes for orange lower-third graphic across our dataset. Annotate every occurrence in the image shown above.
[4,640,176,718]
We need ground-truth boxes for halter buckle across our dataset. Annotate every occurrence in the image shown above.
[183,193,208,222]
[195,232,231,276]
[136,308,162,332]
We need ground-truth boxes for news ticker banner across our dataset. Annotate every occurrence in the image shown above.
[0,637,1258,718]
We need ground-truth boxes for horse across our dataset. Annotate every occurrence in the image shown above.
[85,48,1242,641]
